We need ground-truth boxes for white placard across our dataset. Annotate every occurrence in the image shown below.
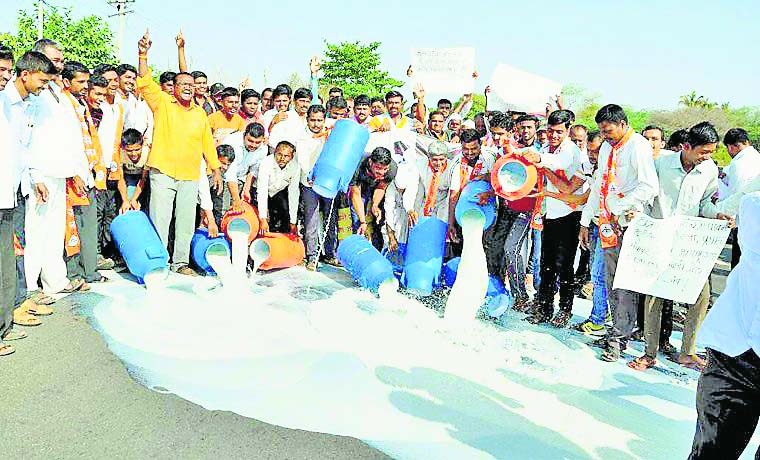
[488,63,562,113]
[612,214,730,304]
[410,47,475,95]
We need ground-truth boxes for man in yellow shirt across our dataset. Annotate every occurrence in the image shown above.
[208,87,247,144]
[136,30,222,276]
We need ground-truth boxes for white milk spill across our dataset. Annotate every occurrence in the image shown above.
[80,266,760,460]
[206,242,235,286]
[444,210,489,324]
[227,218,251,276]
[249,239,269,276]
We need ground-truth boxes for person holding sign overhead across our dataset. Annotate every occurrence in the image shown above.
[627,122,730,372]
[579,104,659,363]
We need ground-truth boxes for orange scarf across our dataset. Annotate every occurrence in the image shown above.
[63,91,104,256]
[599,128,634,249]
[458,158,483,191]
[422,160,448,217]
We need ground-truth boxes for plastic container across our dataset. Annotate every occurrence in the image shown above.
[220,201,259,244]
[110,210,169,282]
[402,217,447,295]
[337,235,396,292]
[250,233,306,271]
[443,257,461,288]
[491,155,538,201]
[191,228,232,275]
[455,179,496,230]
[310,119,370,199]
[382,243,407,281]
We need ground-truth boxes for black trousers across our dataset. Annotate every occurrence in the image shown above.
[96,182,119,258]
[268,188,291,234]
[731,228,742,269]
[690,348,760,460]
[536,212,581,315]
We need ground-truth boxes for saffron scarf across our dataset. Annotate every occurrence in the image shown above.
[599,128,634,249]
[62,91,105,256]
[422,160,448,217]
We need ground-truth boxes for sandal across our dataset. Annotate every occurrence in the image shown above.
[3,330,28,341]
[627,355,657,371]
[28,291,56,305]
[601,346,621,362]
[61,279,85,293]
[550,310,573,328]
[679,355,706,372]
[19,299,53,316]
[13,309,41,327]
[0,343,15,356]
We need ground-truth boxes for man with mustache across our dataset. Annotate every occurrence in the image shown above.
[136,30,222,276]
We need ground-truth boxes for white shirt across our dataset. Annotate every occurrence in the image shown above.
[698,192,760,357]
[404,152,453,222]
[122,92,154,147]
[27,82,89,185]
[720,146,760,211]
[256,154,300,224]
[448,152,495,193]
[221,131,267,183]
[538,136,584,219]
[97,99,124,172]
[0,80,32,205]
[649,152,719,219]
[295,130,327,187]
[581,131,658,227]
[197,159,212,211]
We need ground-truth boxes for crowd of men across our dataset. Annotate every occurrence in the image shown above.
[1,32,760,459]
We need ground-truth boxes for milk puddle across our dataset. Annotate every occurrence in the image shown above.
[77,267,747,460]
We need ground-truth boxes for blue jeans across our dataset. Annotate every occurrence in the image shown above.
[527,228,541,290]
[588,223,608,325]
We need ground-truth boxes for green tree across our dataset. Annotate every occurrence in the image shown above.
[319,41,402,98]
[0,2,115,68]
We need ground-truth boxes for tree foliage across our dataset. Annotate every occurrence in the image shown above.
[0,2,115,68]
[319,41,403,98]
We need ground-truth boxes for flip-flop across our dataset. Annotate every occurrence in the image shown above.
[681,360,706,372]
[12,310,41,327]
[3,330,28,341]
[627,355,657,372]
[0,344,15,356]
[61,279,85,293]
[19,299,54,316]
[79,282,91,292]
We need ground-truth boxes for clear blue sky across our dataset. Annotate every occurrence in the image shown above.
[3,0,759,110]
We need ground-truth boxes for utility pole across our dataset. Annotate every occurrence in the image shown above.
[107,0,135,62]
[37,1,44,39]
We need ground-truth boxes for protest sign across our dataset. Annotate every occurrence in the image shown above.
[410,47,475,94]
[488,63,562,113]
[612,214,730,304]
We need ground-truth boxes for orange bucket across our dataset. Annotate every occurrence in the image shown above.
[491,154,538,201]
[250,232,305,270]
[220,201,260,244]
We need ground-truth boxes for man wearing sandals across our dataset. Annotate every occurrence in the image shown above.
[628,122,728,372]
[579,104,659,362]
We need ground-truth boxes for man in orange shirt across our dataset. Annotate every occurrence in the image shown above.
[208,87,247,143]
[136,30,222,276]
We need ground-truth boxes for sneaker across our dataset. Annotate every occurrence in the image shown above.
[175,265,198,276]
[97,256,115,270]
[306,260,318,271]
[580,282,593,299]
[575,320,606,336]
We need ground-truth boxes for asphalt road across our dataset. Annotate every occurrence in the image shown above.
[0,292,391,460]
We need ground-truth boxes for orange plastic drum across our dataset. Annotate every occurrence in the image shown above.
[220,201,260,243]
[252,233,306,270]
[491,155,538,201]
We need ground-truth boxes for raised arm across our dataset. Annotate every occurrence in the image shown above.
[309,56,320,105]
[414,83,426,124]
[138,30,151,77]
[176,31,187,73]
